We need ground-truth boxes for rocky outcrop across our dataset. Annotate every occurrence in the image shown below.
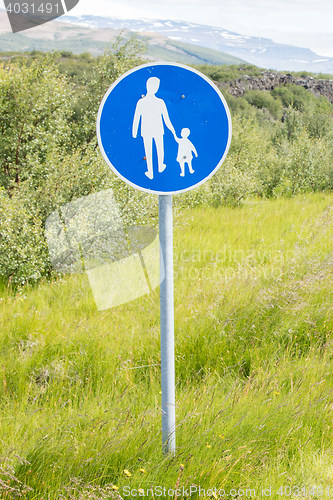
[215,71,333,104]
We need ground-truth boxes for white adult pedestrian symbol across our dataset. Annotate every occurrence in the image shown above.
[97,62,232,455]
[132,77,177,179]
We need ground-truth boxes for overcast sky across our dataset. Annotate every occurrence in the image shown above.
[2,0,333,56]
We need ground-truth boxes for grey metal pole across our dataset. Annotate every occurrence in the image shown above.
[159,194,176,454]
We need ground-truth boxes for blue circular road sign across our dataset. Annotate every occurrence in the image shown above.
[97,62,232,195]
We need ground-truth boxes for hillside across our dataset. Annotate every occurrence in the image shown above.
[60,15,333,73]
[2,11,333,71]
[0,11,245,66]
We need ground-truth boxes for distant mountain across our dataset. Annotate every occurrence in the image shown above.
[1,11,333,73]
[59,16,333,73]
[0,11,245,66]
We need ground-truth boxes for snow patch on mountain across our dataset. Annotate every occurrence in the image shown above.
[58,15,333,73]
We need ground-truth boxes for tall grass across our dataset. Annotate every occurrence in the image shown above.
[1,193,333,498]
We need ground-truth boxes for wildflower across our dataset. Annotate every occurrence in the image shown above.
[112,485,119,490]
[206,443,211,448]
[275,391,280,395]
[140,468,146,473]
[180,463,185,469]
[219,434,224,439]
[212,491,218,499]
[159,391,162,394]
[123,469,132,477]
[138,489,145,494]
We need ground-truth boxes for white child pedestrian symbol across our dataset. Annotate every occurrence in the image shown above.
[175,128,198,176]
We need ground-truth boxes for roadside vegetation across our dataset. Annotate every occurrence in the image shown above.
[1,193,333,498]
[1,40,333,498]
[1,41,333,285]
[2,50,332,83]
[0,49,103,83]
[195,63,333,83]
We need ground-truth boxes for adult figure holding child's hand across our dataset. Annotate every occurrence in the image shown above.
[132,77,176,180]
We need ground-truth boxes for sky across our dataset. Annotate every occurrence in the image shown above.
[1,0,333,56]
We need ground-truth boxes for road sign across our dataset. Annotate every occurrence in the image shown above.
[97,62,232,455]
[97,62,232,195]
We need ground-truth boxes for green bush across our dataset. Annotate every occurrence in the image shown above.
[271,83,313,111]
[208,161,258,206]
[0,54,72,191]
[244,89,282,118]
[194,63,264,83]
[220,88,250,116]
[0,189,47,284]
[0,146,159,284]
[284,131,333,195]
[69,36,145,148]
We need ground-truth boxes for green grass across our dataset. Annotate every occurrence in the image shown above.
[1,193,333,498]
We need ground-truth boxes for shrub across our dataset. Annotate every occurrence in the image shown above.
[244,89,282,118]
[0,146,159,284]
[0,189,48,284]
[271,83,312,111]
[194,63,263,83]
[69,36,146,148]
[284,131,333,195]
[208,161,258,206]
[0,54,72,191]
[220,88,250,116]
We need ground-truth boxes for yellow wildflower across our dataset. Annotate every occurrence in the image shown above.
[123,469,132,477]
[112,485,119,490]
[206,443,211,448]
[140,468,146,473]
[212,492,218,499]
[138,489,145,494]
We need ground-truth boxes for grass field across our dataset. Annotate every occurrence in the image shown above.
[1,193,333,499]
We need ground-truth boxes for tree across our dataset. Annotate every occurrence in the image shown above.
[70,35,146,148]
[0,54,72,192]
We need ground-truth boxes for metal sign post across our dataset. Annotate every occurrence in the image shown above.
[159,194,175,454]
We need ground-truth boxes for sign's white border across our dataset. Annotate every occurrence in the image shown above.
[96,62,232,196]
